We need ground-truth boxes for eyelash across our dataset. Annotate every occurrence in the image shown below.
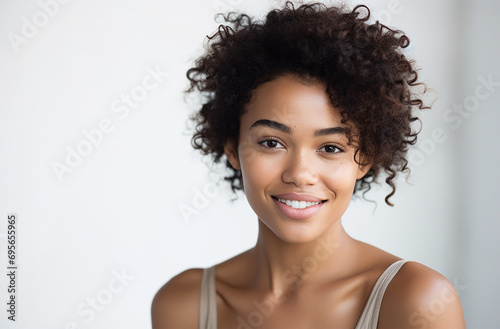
[258,138,284,149]
[319,144,344,154]
[257,138,345,154]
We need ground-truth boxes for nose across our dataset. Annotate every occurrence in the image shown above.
[281,150,319,187]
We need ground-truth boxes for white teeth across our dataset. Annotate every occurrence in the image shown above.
[277,198,322,209]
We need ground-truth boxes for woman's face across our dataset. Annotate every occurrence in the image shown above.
[224,74,371,244]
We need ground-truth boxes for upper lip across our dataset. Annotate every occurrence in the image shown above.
[272,193,326,202]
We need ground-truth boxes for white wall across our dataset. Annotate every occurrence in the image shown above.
[0,0,498,328]
[452,1,500,327]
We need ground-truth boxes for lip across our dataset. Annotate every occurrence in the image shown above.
[272,193,325,203]
[272,195,326,220]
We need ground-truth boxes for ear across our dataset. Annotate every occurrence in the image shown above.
[355,151,372,180]
[224,140,241,170]
[356,162,372,180]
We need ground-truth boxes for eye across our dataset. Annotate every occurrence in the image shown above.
[319,144,343,154]
[259,139,283,148]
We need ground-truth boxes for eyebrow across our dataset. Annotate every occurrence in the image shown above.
[250,119,291,134]
[313,126,347,137]
[250,119,346,136]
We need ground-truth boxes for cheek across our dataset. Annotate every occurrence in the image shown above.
[238,139,283,185]
[239,154,283,218]
[320,160,360,194]
[240,152,282,190]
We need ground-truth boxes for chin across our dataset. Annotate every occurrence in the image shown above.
[260,218,329,245]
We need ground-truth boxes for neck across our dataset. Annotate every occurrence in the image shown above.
[250,219,355,298]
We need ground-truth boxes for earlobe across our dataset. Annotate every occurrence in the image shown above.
[355,152,372,180]
[224,140,241,170]
[356,164,372,180]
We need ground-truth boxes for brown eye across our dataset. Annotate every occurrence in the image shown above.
[259,139,282,148]
[266,140,278,148]
[320,145,342,154]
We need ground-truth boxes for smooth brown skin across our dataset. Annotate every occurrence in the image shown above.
[152,75,466,328]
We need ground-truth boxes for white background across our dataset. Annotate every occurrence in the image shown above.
[0,0,499,328]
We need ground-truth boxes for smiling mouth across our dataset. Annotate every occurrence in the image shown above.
[272,197,327,209]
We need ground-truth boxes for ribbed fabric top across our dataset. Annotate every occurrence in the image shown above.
[198,260,407,329]
[198,264,217,329]
[353,260,407,329]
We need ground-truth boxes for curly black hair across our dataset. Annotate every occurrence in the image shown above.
[186,1,429,206]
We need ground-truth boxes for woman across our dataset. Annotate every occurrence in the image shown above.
[152,2,466,328]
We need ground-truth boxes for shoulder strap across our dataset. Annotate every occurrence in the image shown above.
[198,266,217,329]
[354,260,407,329]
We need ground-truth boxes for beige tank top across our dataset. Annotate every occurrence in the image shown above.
[198,259,407,329]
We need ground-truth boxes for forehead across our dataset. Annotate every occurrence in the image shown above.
[242,74,343,127]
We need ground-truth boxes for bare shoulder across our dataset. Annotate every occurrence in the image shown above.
[378,261,466,329]
[151,268,204,329]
